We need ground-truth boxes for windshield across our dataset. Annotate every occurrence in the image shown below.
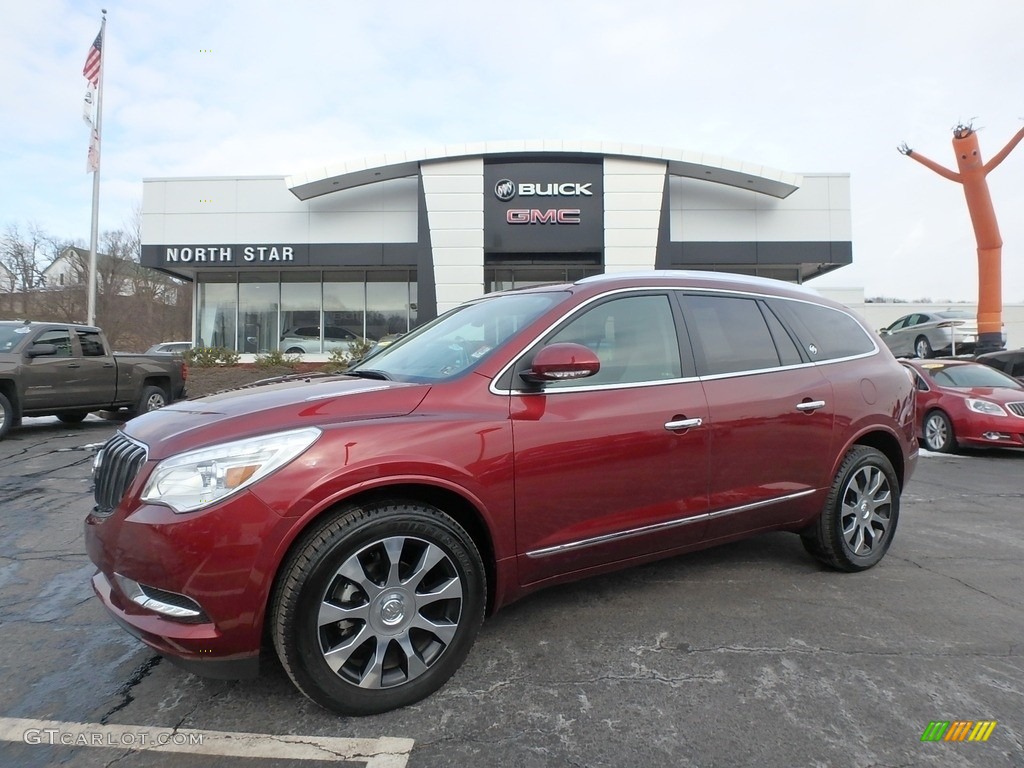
[349,291,567,382]
[928,363,1023,390]
[0,324,33,353]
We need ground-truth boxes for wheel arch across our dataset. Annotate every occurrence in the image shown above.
[141,375,171,397]
[0,379,19,414]
[851,429,907,490]
[263,480,500,646]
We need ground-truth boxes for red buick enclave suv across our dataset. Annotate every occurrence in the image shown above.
[86,271,917,715]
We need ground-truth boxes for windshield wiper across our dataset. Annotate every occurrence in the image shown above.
[345,369,391,381]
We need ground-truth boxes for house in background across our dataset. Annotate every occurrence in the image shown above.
[0,262,21,316]
[41,246,137,296]
[0,261,14,292]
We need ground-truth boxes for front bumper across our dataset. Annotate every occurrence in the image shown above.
[85,489,299,676]
[91,571,259,679]
[954,413,1024,449]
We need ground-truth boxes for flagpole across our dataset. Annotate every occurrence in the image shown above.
[86,10,107,326]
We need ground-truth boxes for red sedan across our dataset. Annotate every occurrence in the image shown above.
[902,359,1024,452]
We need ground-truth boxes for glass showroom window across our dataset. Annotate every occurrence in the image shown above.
[323,271,367,345]
[281,272,322,352]
[367,270,417,341]
[197,273,237,349]
[238,272,280,354]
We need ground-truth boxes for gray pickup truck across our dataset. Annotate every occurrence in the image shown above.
[0,321,188,439]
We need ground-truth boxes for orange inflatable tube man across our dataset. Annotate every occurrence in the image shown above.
[899,122,1024,353]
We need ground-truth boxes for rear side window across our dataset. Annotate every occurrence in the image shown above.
[683,294,785,375]
[77,330,106,357]
[770,299,875,361]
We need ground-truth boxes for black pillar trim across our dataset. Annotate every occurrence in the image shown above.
[416,171,438,323]
[655,171,673,270]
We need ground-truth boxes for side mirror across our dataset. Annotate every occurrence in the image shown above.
[520,343,600,384]
[27,343,57,358]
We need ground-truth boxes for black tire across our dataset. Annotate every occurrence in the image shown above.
[57,412,89,424]
[801,446,900,572]
[0,392,13,439]
[137,385,168,414]
[285,347,305,354]
[922,410,957,453]
[914,336,933,359]
[98,410,128,422]
[271,501,486,716]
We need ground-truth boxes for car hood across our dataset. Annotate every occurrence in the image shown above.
[123,375,429,459]
[943,385,1024,403]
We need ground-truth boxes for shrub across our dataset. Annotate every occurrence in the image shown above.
[321,339,376,372]
[253,349,303,368]
[185,346,241,367]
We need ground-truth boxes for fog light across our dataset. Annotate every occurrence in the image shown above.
[982,432,1010,441]
[114,573,206,620]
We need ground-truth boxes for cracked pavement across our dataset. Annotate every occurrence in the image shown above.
[0,417,1022,766]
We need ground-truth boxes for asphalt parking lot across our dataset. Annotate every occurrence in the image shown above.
[0,416,1021,767]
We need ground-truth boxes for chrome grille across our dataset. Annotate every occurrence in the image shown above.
[1008,402,1024,418]
[92,432,148,517]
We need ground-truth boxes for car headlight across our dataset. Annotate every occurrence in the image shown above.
[966,399,1006,417]
[140,427,321,513]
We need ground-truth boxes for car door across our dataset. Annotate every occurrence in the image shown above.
[507,291,710,585]
[882,315,914,356]
[73,328,117,406]
[679,293,836,541]
[21,328,94,409]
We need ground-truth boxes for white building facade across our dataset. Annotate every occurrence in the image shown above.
[141,141,852,354]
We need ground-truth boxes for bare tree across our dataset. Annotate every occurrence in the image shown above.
[3,211,191,349]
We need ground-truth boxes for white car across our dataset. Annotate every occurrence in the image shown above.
[145,341,193,355]
[878,311,980,358]
[279,326,363,354]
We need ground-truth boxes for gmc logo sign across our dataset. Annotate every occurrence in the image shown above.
[507,209,581,224]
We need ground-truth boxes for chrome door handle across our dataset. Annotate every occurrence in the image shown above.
[665,417,703,430]
[796,400,826,412]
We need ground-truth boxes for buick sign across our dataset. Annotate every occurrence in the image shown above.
[494,179,516,202]
[494,180,594,201]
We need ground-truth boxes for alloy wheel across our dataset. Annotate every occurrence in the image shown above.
[839,465,892,556]
[317,535,463,689]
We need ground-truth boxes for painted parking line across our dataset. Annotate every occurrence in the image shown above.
[0,717,414,767]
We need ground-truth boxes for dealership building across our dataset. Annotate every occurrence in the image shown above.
[140,141,852,354]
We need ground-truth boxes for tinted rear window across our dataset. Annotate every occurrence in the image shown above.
[770,299,875,361]
[683,294,784,375]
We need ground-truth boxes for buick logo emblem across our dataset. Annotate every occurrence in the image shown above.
[494,178,515,202]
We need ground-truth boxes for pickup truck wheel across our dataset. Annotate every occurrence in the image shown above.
[271,501,486,715]
[800,446,900,572]
[0,392,13,439]
[57,412,89,424]
[138,386,168,414]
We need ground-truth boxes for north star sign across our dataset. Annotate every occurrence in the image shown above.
[164,245,296,263]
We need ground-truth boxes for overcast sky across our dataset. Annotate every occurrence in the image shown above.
[4,0,1024,302]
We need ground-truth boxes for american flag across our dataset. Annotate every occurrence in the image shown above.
[83,30,102,87]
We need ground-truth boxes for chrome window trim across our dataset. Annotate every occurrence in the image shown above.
[525,489,816,559]
[489,284,878,396]
[489,286,687,396]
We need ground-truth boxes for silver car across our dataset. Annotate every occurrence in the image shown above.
[878,311,979,358]
[145,341,193,355]
[279,325,363,354]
